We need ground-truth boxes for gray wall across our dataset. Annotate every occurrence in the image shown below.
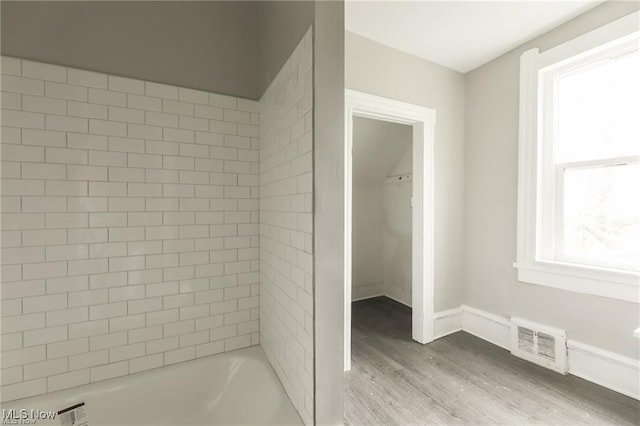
[258,1,315,95]
[1,1,260,99]
[351,117,412,303]
[314,1,345,424]
[464,0,640,359]
[346,32,466,313]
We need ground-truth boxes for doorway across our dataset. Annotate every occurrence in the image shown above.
[344,90,437,371]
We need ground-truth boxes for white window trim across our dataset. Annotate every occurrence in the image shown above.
[515,11,640,303]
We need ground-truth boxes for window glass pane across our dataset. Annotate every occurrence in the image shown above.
[556,48,640,163]
[562,163,640,271]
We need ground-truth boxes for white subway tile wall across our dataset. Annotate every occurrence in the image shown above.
[259,30,313,425]
[0,56,260,402]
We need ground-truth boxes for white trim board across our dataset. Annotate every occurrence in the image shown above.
[514,11,640,303]
[433,307,462,340]
[344,89,436,372]
[351,293,412,308]
[433,305,640,400]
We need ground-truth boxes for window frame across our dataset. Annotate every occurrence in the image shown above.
[515,11,640,303]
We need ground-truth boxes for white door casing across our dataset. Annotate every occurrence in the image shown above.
[344,89,436,371]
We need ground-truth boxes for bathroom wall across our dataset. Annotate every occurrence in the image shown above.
[0,57,260,401]
[259,30,314,425]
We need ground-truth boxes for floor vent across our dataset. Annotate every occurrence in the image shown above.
[510,317,567,374]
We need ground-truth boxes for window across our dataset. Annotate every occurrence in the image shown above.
[516,11,640,303]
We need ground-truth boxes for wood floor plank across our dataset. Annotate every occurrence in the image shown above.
[345,297,640,425]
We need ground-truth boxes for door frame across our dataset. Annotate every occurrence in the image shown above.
[344,89,436,371]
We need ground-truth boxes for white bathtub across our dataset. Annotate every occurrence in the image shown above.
[1,346,303,425]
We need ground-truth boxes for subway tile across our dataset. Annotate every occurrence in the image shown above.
[89,272,127,289]
[145,111,178,127]
[22,261,67,280]
[1,246,45,265]
[89,150,127,167]
[146,336,178,355]
[89,181,126,196]
[88,88,126,106]
[68,69,108,89]
[2,75,44,96]
[68,258,108,276]
[46,147,88,164]
[45,82,87,101]
[163,99,193,116]
[128,123,162,140]
[89,119,126,136]
[68,133,108,150]
[46,180,87,196]
[108,106,144,124]
[68,227,108,244]
[209,93,237,109]
[108,76,144,94]
[46,275,88,294]
[196,340,224,358]
[1,366,23,385]
[69,350,109,371]
[127,94,161,112]
[23,95,66,114]
[1,378,47,401]
[68,165,108,181]
[1,56,22,75]
[0,57,261,394]
[145,82,178,100]
[163,346,194,365]
[46,212,88,228]
[1,91,21,110]
[23,325,67,347]
[68,101,108,119]
[108,285,145,302]
[47,307,89,326]
[23,357,68,381]
[89,332,125,351]
[109,342,144,362]
[179,87,208,105]
[2,264,22,283]
[69,289,109,308]
[164,128,194,143]
[108,136,145,153]
[2,279,45,300]
[129,353,163,373]
[195,105,223,120]
[2,109,45,129]
[22,129,67,147]
[48,369,90,392]
[2,346,46,369]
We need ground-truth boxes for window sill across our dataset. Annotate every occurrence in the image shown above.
[513,261,639,303]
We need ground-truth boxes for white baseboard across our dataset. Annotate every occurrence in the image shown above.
[434,304,640,400]
[567,340,639,400]
[433,307,462,340]
[384,294,412,309]
[351,291,412,309]
[461,304,510,349]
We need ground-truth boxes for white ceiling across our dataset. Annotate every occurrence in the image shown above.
[345,1,605,73]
